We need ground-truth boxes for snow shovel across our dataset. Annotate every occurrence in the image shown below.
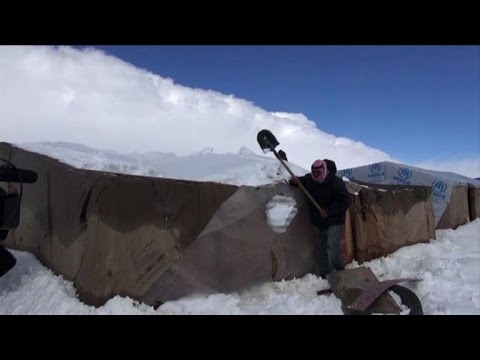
[256,129,327,216]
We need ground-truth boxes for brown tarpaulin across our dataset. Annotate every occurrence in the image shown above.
[348,184,436,263]
[1,143,437,306]
[468,186,480,221]
[436,185,470,230]
[0,143,314,306]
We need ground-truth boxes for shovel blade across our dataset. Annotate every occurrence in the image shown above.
[257,129,280,153]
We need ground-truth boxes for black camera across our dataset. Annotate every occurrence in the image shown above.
[0,159,38,240]
[0,158,38,277]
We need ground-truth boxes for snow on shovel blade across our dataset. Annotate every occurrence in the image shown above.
[257,129,279,153]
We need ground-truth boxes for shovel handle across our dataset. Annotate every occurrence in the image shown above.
[272,149,326,214]
[261,135,326,215]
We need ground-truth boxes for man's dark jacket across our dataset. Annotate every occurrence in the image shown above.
[292,159,350,229]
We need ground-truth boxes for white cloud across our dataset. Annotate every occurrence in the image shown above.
[1,45,476,178]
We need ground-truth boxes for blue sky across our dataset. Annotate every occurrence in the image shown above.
[2,46,479,177]
[88,45,479,164]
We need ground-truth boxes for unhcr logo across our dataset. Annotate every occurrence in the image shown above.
[432,179,448,202]
[398,168,412,180]
[433,180,447,193]
[367,163,385,182]
[341,169,353,178]
[369,163,382,174]
[393,167,412,185]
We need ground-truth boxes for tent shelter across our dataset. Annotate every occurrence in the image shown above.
[338,161,480,229]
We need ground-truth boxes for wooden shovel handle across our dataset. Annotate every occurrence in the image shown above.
[272,149,326,214]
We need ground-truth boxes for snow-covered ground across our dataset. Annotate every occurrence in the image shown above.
[1,220,478,315]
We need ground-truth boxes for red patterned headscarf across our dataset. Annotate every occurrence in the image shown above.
[311,159,329,183]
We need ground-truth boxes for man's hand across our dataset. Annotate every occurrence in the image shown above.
[290,177,299,185]
[7,183,18,194]
[319,209,328,218]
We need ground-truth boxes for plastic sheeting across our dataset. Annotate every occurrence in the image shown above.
[0,143,314,306]
[0,144,439,306]
[338,161,480,227]
[349,184,436,263]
